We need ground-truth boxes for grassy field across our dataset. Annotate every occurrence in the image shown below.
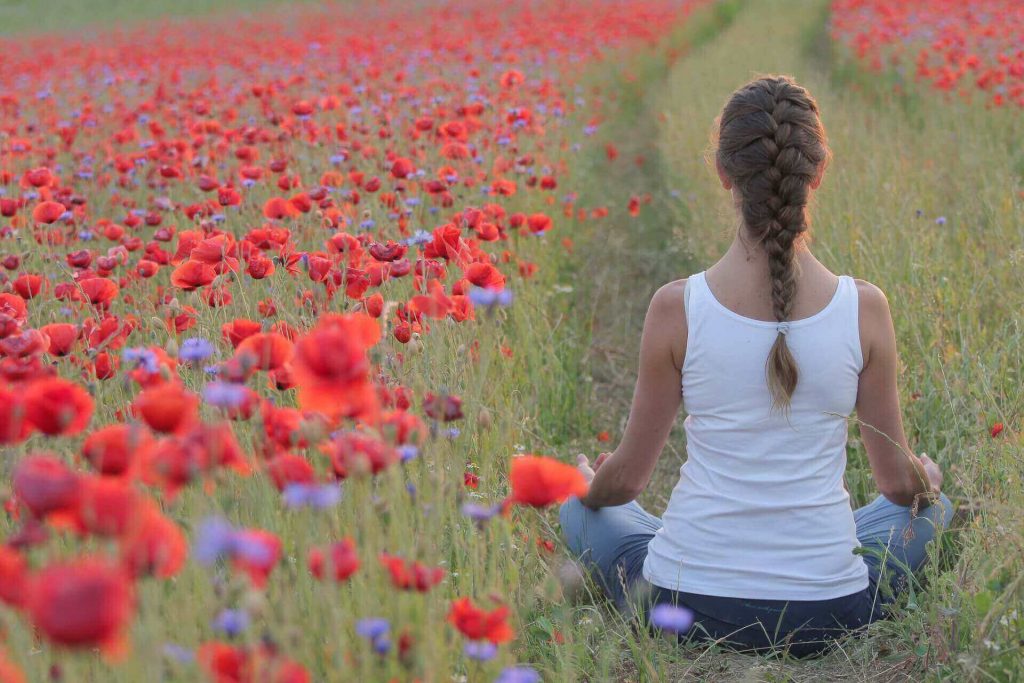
[558,0,1023,679]
[1,0,1021,681]
[0,0,322,36]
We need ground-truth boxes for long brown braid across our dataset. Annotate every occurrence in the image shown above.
[715,75,830,412]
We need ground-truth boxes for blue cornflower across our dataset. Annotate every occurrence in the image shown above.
[464,641,498,661]
[495,666,541,683]
[461,502,501,524]
[122,347,159,374]
[202,381,248,408]
[282,482,342,510]
[162,643,195,663]
[397,444,419,462]
[649,604,694,634]
[468,286,514,308]
[356,618,390,640]
[212,609,250,637]
[180,337,215,362]
[194,517,239,565]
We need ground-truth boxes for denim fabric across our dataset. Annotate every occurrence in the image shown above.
[559,492,953,657]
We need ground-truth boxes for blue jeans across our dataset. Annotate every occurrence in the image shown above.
[559,492,953,657]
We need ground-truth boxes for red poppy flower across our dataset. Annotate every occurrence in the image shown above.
[24,376,94,435]
[0,328,49,358]
[220,318,262,348]
[423,392,463,421]
[507,455,588,507]
[72,475,145,537]
[291,313,380,421]
[308,538,360,582]
[464,262,506,291]
[390,157,415,179]
[0,292,28,332]
[120,505,187,579]
[526,213,552,234]
[12,453,81,519]
[378,553,445,592]
[231,529,281,588]
[12,274,44,299]
[262,197,299,220]
[323,431,397,479]
[39,323,78,356]
[197,642,310,683]
[235,332,294,372]
[32,201,66,224]
[0,545,28,608]
[132,382,199,434]
[81,423,153,476]
[447,597,514,644]
[170,260,217,290]
[265,453,316,491]
[25,557,134,652]
[79,277,120,306]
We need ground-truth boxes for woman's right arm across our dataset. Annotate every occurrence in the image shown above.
[854,280,939,508]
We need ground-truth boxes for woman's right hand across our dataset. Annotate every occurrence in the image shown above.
[917,452,942,493]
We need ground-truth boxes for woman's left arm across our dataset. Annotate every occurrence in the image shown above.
[579,281,686,509]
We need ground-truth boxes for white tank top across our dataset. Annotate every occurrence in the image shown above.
[642,271,870,600]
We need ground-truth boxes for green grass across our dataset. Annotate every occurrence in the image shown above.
[0,0,324,36]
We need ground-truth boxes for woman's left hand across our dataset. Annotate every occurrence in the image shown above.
[575,454,596,483]
[576,452,611,484]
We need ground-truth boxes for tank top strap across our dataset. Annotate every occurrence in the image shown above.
[838,275,865,372]
[683,271,709,334]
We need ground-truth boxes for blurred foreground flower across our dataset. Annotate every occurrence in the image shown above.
[649,603,694,634]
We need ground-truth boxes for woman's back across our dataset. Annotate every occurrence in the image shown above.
[642,270,871,600]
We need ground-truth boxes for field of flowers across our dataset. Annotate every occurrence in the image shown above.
[0,1,718,680]
[829,0,1024,109]
[1,0,1022,681]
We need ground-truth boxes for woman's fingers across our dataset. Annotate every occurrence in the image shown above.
[594,452,611,470]
[575,453,596,483]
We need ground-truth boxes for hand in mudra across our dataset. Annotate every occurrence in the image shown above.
[918,452,942,493]
[576,452,612,484]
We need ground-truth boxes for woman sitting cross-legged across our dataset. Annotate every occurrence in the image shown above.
[559,74,953,659]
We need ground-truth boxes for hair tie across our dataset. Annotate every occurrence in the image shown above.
[776,321,791,336]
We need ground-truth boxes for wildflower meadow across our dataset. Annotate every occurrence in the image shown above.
[0,0,1021,681]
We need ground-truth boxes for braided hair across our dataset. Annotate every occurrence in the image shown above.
[715,75,830,412]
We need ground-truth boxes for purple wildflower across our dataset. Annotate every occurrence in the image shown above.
[212,609,250,637]
[464,641,498,661]
[122,347,160,374]
[461,501,501,523]
[180,337,215,362]
[357,616,392,653]
[162,643,195,663]
[282,482,342,509]
[397,444,419,462]
[649,604,694,634]
[194,517,238,565]
[495,666,541,683]
[202,381,248,408]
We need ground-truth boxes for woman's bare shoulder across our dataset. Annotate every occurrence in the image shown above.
[651,278,688,315]
[649,279,688,370]
[853,278,894,368]
[853,278,891,319]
